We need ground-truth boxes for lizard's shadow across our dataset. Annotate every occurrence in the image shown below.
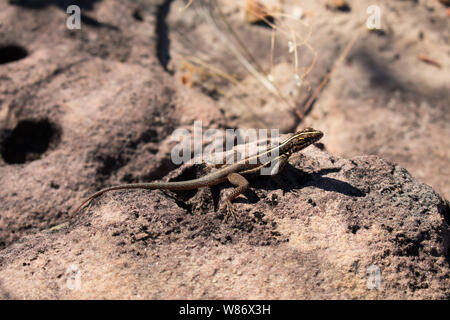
[214,163,365,207]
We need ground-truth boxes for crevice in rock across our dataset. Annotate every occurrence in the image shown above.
[0,44,28,64]
[439,200,450,226]
[133,8,144,22]
[156,0,173,72]
[438,200,450,262]
[95,154,128,178]
[1,119,61,164]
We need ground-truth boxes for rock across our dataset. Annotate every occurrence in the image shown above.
[0,0,448,300]
[166,0,450,201]
[0,147,448,299]
[0,0,224,249]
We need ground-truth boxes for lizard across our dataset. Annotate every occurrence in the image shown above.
[70,127,323,219]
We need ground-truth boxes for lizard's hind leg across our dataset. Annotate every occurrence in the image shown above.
[221,173,250,222]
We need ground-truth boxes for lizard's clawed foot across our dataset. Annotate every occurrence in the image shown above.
[221,200,237,223]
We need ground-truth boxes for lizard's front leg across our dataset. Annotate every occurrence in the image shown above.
[221,172,250,221]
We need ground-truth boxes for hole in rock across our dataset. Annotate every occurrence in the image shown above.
[1,119,60,164]
[0,44,28,64]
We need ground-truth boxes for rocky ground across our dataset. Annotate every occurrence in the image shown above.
[0,0,448,299]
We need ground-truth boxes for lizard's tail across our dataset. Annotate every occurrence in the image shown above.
[69,181,196,218]
[69,184,157,218]
[69,176,218,218]
[69,187,115,218]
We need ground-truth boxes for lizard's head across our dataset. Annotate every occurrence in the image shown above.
[287,127,323,153]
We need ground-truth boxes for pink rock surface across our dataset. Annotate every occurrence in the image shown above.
[0,147,448,299]
[0,0,448,299]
